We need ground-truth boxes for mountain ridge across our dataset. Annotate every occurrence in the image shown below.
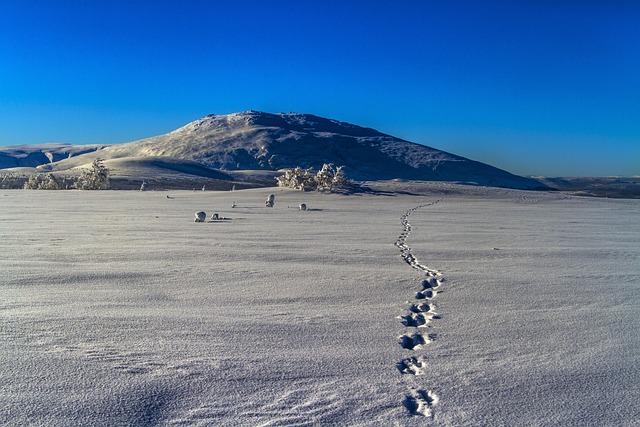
[1,111,546,190]
[0,143,108,169]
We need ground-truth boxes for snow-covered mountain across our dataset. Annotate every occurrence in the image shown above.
[4,111,546,189]
[0,143,106,169]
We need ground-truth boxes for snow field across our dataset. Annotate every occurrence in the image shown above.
[406,191,640,426]
[1,184,638,426]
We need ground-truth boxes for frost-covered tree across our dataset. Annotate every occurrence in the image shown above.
[75,158,110,190]
[276,164,351,192]
[276,166,317,191]
[38,173,62,190]
[23,174,43,190]
[331,165,349,189]
[23,173,72,190]
[316,163,350,192]
[0,173,24,189]
[315,163,335,191]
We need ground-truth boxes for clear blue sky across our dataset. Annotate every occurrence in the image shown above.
[1,0,638,176]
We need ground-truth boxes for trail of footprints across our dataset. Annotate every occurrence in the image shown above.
[395,201,443,418]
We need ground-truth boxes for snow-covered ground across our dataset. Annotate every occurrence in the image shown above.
[1,184,638,426]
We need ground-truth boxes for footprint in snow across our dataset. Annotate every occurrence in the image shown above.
[415,289,436,300]
[421,276,443,289]
[408,301,432,313]
[403,389,439,417]
[396,202,445,418]
[399,333,434,350]
[399,312,433,328]
[397,356,427,375]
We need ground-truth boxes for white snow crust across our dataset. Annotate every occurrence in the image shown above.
[1,183,638,426]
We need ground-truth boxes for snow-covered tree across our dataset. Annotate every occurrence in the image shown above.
[23,173,62,190]
[22,173,73,190]
[23,174,42,190]
[276,164,351,192]
[331,165,349,189]
[315,163,350,192]
[276,166,317,191]
[75,158,110,190]
[0,173,24,189]
[315,163,335,191]
[38,173,62,190]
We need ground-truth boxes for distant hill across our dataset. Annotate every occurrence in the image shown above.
[535,176,640,199]
[2,111,547,190]
[0,143,106,169]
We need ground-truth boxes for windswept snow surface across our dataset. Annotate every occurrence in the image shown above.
[1,184,638,426]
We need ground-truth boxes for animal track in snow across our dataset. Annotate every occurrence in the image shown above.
[415,289,436,300]
[408,301,432,314]
[395,201,442,273]
[399,312,433,328]
[422,276,443,289]
[395,201,444,418]
[397,356,427,375]
[403,389,439,417]
[399,332,434,350]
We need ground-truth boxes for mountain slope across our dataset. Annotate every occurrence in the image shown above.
[0,143,106,169]
[14,111,545,189]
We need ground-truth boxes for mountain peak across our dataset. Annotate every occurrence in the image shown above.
[4,111,548,190]
[106,111,543,188]
[191,110,386,139]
